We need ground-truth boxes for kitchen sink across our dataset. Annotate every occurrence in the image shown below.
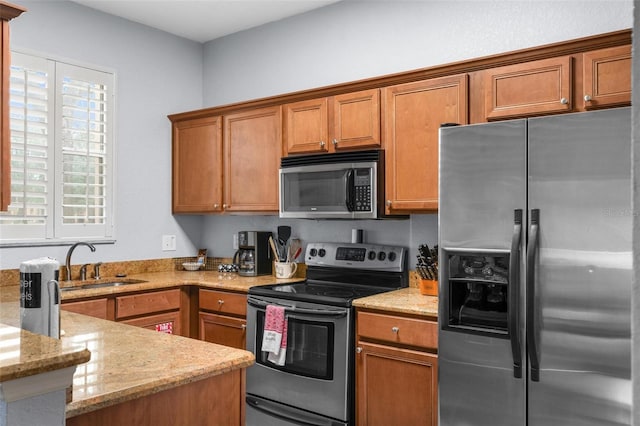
[61,279,147,291]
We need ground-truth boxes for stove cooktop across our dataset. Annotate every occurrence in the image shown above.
[249,281,395,307]
[249,242,408,307]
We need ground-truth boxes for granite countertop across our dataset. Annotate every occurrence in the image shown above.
[353,287,438,319]
[61,311,254,418]
[57,270,304,301]
[0,300,254,418]
[0,321,91,383]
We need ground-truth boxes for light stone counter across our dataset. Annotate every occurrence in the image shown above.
[352,287,439,318]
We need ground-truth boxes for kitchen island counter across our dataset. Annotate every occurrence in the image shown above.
[0,299,254,421]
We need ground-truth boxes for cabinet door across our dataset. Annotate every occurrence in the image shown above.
[383,74,468,213]
[62,298,110,320]
[283,97,328,155]
[485,56,572,120]
[172,116,223,213]
[356,341,438,426]
[224,106,281,212]
[121,311,181,335]
[331,89,381,151]
[582,45,631,110]
[199,312,246,349]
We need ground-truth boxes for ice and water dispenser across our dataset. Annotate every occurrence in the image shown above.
[442,250,511,337]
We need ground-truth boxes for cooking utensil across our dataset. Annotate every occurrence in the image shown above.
[268,236,282,261]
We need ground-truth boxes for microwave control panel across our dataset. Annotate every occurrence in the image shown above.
[354,168,372,211]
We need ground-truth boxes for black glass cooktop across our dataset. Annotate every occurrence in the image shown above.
[249,281,399,307]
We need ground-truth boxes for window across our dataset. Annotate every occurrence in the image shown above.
[0,52,115,243]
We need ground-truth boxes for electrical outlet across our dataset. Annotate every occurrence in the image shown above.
[162,235,176,251]
[232,234,238,250]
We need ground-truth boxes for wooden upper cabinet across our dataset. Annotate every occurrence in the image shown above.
[582,45,631,110]
[223,105,281,212]
[382,74,468,213]
[283,89,381,156]
[484,56,572,120]
[1,2,27,212]
[172,116,223,213]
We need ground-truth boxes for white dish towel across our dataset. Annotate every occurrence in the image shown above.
[262,305,288,366]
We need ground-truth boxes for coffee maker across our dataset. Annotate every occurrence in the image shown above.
[234,231,273,276]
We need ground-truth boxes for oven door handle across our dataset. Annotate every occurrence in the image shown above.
[246,395,336,426]
[248,297,348,317]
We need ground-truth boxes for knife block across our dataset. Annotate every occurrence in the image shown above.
[419,279,438,296]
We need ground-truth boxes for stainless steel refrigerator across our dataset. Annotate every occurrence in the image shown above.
[437,107,631,425]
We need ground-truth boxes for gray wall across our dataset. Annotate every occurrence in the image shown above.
[1,0,204,269]
[200,0,633,260]
[0,0,633,269]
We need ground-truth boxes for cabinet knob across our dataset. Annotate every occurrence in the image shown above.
[391,326,399,333]
[319,141,326,148]
[241,324,246,331]
[584,95,592,102]
[223,204,227,209]
[214,204,219,209]
[560,97,568,105]
[332,139,338,146]
[356,347,362,354]
[218,299,225,305]
[386,200,392,207]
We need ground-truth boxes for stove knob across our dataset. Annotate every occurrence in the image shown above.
[318,248,326,257]
[368,251,377,261]
[309,248,318,257]
[378,251,386,261]
[388,252,397,262]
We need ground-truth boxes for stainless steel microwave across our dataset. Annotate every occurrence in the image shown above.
[279,150,385,219]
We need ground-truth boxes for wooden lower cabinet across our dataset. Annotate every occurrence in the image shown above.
[66,368,245,426]
[356,341,438,426]
[121,310,181,335]
[199,311,246,349]
[356,310,438,426]
[62,298,111,320]
[198,288,247,349]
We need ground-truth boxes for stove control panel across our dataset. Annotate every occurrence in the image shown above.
[305,242,406,272]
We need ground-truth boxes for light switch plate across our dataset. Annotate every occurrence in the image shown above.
[162,235,176,251]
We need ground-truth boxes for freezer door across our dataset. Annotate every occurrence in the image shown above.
[438,120,527,426]
[527,108,631,425]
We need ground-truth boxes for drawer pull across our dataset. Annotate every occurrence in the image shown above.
[218,299,225,305]
[391,326,399,333]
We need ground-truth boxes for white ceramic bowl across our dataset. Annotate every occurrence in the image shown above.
[182,262,202,271]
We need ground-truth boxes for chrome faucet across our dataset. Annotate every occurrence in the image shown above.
[65,242,96,281]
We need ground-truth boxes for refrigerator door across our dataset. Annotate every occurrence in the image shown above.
[527,108,631,425]
[438,120,527,425]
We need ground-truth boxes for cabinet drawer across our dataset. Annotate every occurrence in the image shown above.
[63,298,109,320]
[357,311,437,350]
[115,289,181,319]
[199,289,247,316]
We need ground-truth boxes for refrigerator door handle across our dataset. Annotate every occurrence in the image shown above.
[526,208,541,382]
[509,209,523,379]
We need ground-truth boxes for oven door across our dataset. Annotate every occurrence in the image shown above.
[246,295,352,423]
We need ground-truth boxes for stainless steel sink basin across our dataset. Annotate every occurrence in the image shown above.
[61,279,147,291]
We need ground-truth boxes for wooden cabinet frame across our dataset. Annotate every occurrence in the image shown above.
[0,2,26,212]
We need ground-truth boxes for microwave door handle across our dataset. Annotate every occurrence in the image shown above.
[345,169,355,211]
